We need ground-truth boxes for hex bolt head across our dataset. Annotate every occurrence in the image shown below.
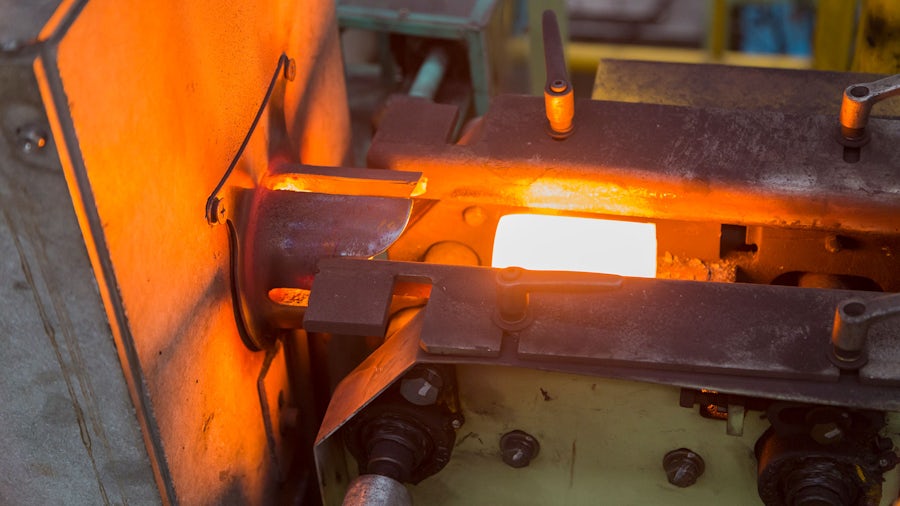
[663,448,705,487]
[399,367,443,406]
[500,430,540,468]
[284,58,297,81]
[806,408,849,445]
[16,125,48,154]
[825,235,843,253]
[810,422,844,445]
[209,197,226,224]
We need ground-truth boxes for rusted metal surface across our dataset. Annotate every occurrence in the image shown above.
[370,93,900,234]
[27,0,352,503]
[306,258,900,409]
[592,60,900,116]
[516,279,842,379]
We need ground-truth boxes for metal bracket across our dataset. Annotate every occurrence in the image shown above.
[838,73,900,161]
[199,56,423,351]
[205,53,291,226]
[495,266,622,330]
[542,10,574,139]
[830,293,900,370]
[305,258,900,409]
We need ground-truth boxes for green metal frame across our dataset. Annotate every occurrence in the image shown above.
[337,0,499,114]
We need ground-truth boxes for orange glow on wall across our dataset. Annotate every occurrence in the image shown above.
[492,214,657,277]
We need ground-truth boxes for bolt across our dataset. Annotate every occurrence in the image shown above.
[500,430,540,468]
[399,366,443,406]
[875,446,899,470]
[1,39,22,52]
[806,408,849,445]
[462,206,486,227]
[550,79,568,93]
[810,422,844,445]
[825,235,843,253]
[451,418,462,430]
[284,58,297,82]
[663,448,705,487]
[16,125,48,154]
[209,197,226,224]
[850,86,870,98]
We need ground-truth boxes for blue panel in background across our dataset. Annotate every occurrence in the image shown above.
[740,3,814,56]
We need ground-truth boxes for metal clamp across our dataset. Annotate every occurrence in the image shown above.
[838,74,900,148]
[495,267,622,329]
[830,293,900,369]
[542,10,574,139]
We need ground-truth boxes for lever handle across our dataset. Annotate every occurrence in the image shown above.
[830,293,900,369]
[542,10,574,139]
[838,74,900,144]
[496,266,622,328]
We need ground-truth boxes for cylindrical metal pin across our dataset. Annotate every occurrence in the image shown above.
[542,11,574,139]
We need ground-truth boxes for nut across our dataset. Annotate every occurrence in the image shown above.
[399,367,443,406]
[284,58,297,82]
[810,422,844,445]
[663,448,705,487]
[500,430,540,468]
[16,125,48,154]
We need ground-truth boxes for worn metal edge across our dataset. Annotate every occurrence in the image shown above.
[33,41,174,506]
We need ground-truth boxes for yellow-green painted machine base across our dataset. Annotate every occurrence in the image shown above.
[402,365,900,505]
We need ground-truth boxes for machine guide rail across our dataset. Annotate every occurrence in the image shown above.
[304,257,900,411]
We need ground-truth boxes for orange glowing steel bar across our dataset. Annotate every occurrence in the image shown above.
[492,214,657,277]
[264,166,426,197]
